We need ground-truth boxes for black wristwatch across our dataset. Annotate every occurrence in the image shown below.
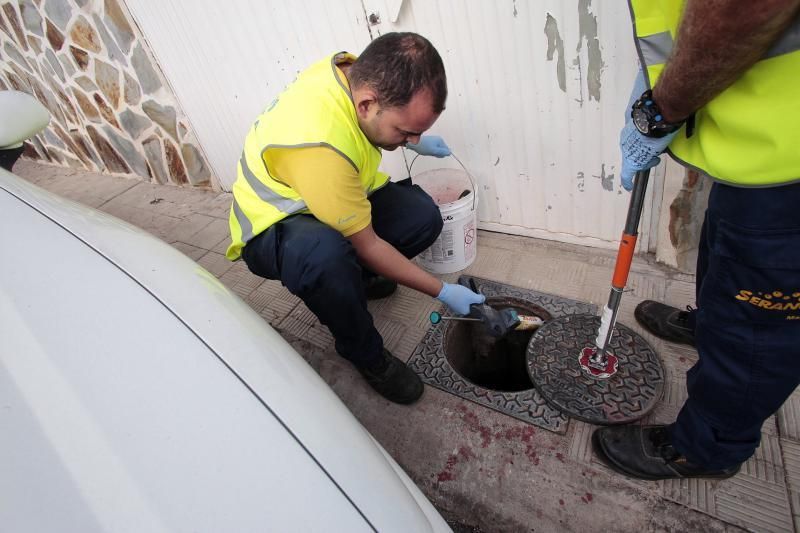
[631,89,685,138]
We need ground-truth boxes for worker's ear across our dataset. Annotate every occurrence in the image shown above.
[354,88,379,119]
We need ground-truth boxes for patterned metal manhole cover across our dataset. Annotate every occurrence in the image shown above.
[526,314,665,425]
[407,276,596,434]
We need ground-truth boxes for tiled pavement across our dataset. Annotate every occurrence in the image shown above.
[15,159,800,532]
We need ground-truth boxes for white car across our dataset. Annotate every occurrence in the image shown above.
[0,91,451,533]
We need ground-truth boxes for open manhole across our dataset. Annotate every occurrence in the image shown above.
[443,297,551,392]
[408,275,597,433]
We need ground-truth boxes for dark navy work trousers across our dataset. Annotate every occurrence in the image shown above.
[241,180,442,369]
[670,180,800,469]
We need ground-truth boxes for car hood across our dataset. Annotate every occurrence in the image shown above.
[0,169,449,533]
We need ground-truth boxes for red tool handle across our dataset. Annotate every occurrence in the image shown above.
[612,234,638,289]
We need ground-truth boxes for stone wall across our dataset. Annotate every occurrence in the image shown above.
[0,0,215,188]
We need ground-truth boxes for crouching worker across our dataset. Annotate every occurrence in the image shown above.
[226,32,484,404]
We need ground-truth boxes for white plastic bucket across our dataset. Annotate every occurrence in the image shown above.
[414,167,478,274]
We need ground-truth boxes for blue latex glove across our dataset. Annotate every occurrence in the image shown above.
[405,135,451,158]
[619,72,678,191]
[436,282,485,316]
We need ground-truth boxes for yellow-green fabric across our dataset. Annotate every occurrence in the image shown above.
[227,52,389,260]
[268,146,376,237]
[629,0,800,186]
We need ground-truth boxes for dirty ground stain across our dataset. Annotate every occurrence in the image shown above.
[455,406,549,466]
[437,471,454,482]
[524,444,540,465]
[436,446,476,483]
[495,425,536,443]
[544,13,566,92]
[581,492,594,503]
[576,0,605,102]
[456,405,494,448]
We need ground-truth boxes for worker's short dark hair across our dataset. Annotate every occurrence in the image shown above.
[349,32,447,114]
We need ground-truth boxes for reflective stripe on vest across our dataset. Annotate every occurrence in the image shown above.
[226,52,387,260]
[638,18,800,68]
[231,197,253,245]
[629,1,800,187]
[239,153,307,215]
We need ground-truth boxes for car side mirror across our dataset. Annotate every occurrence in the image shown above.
[0,90,50,171]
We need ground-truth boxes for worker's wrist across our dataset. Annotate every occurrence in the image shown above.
[433,280,446,299]
[651,84,689,124]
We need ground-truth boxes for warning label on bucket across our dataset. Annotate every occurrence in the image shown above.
[417,216,477,271]
[425,229,455,262]
[464,222,476,262]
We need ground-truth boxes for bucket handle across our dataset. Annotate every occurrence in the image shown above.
[406,151,477,212]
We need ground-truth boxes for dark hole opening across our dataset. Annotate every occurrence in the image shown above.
[443,297,552,392]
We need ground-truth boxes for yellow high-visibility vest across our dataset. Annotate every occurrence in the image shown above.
[226,52,388,260]
[630,1,800,186]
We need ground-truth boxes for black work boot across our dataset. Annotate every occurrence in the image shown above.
[358,349,423,404]
[363,275,398,300]
[634,301,695,346]
[592,425,741,480]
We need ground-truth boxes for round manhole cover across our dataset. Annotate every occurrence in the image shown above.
[526,314,665,425]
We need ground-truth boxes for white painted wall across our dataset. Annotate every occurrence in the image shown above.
[125,0,372,187]
[126,0,665,251]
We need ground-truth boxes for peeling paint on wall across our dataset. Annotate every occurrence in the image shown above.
[669,170,710,271]
[544,13,566,93]
[576,0,604,103]
[593,164,613,191]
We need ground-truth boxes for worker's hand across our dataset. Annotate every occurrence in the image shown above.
[406,135,451,158]
[619,122,676,191]
[436,282,485,316]
[619,72,677,191]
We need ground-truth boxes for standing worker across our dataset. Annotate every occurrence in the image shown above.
[226,33,484,405]
[593,1,800,479]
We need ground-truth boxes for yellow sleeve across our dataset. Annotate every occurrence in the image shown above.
[265,146,371,236]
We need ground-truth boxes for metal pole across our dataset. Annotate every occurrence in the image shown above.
[589,169,651,368]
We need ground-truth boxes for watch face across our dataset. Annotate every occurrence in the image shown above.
[632,108,650,135]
